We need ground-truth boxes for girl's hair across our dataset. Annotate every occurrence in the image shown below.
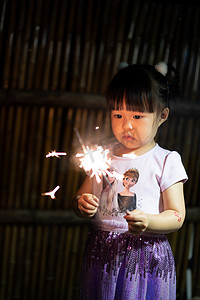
[106,64,180,113]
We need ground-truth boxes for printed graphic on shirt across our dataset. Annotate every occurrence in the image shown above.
[118,168,139,212]
[99,168,139,215]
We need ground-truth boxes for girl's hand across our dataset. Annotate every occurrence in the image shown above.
[124,209,149,235]
[77,193,99,217]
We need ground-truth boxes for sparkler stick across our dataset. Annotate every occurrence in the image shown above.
[86,146,95,163]
[41,185,60,199]
[74,127,87,152]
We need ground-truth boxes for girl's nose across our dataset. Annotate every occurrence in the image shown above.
[122,119,133,130]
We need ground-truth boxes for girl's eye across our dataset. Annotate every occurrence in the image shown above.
[133,115,142,119]
[114,114,122,119]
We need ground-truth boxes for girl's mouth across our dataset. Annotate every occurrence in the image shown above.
[122,135,134,142]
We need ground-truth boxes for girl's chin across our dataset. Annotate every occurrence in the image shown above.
[121,144,139,153]
[121,141,138,149]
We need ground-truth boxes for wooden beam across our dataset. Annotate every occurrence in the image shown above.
[0,207,199,225]
[0,209,90,225]
[1,90,200,117]
[0,90,107,109]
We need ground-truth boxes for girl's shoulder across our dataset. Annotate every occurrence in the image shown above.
[154,144,183,162]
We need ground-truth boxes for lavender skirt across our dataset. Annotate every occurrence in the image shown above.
[79,230,176,300]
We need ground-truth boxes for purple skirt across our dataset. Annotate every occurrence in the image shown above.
[80,230,176,300]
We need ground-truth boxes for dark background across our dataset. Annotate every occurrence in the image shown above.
[0,0,199,299]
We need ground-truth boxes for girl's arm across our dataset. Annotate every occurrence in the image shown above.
[124,181,185,235]
[72,176,99,218]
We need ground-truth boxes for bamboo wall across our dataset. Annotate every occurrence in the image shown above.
[0,0,200,299]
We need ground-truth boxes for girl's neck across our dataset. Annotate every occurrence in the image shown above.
[114,140,156,157]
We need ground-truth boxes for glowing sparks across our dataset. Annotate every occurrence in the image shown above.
[74,127,121,185]
[95,126,100,130]
[76,145,112,182]
[41,185,60,199]
[74,128,130,214]
[46,150,67,158]
[43,150,66,200]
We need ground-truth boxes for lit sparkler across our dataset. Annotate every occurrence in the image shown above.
[74,127,113,183]
[76,145,112,182]
[41,185,60,199]
[46,150,67,158]
[74,128,130,214]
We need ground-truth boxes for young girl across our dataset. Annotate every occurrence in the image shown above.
[72,63,188,300]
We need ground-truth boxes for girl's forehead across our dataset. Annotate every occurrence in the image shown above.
[111,102,150,113]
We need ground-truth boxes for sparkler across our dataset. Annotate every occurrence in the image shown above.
[74,127,112,183]
[46,150,67,158]
[74,128,129,213]
[41,185,60,199]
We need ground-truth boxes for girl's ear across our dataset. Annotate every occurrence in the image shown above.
[159,108,169,126]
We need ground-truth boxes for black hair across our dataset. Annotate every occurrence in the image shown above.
[106,64,180,113]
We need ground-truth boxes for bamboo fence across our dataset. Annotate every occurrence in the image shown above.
[0,0,200,299]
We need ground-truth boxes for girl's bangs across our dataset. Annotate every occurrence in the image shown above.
[107,89,155,113]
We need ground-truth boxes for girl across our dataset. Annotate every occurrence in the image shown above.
[72,63,188,300]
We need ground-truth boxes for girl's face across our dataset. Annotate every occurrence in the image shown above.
[111,102,168,155]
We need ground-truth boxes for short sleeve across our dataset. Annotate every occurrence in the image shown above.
[160,151,188,192]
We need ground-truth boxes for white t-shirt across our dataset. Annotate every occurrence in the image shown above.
[92,144,188,233]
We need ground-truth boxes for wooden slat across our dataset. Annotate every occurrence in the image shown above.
[29,226,43,299]
[6,226,18,299]
[2,0,17,89]
[59,0,78,91]
[21,226,34,299]
[22,107,42,208]
[14,107,31,208]
[0,226,11,299]
[79,0,95,92]
[23,0,39,90]
[42,1,60,91]
[18,0,33,89]
[33,0,51,90]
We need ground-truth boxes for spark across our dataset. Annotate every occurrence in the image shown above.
[74,128,129,213]
[76,145,112,182]
[95,126,100,130]
[41,185,60,199]
[46,150,67,159]
[74,127,111,181]
[76,146,129,213]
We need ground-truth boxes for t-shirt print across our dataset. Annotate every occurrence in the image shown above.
[100,167,139,215]
[117,168,139,212]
